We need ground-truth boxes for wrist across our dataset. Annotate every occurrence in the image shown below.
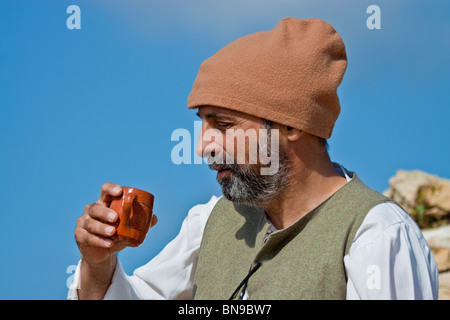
[78,254,117,299]
[81,253,116,273]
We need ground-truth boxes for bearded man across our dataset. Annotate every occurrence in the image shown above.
[69,18,438,300]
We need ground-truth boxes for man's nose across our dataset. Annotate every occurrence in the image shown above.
[196,123,221,158]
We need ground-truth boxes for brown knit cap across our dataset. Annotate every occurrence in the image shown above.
[187,17,347,139]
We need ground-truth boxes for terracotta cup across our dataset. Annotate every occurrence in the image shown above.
[109,187,154,247]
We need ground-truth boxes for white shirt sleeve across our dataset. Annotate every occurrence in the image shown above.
[67,195,219,300]
[344,202,439,300]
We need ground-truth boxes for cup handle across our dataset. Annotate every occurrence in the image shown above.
[122,193,136,226]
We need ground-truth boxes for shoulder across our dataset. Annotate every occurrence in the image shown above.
[348,200,438,280]
[350,202,427,250]
[185,195,222,227]
[345,202,439,299]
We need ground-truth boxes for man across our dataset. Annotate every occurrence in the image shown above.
[69,18,438,300]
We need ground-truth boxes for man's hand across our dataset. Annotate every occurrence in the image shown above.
[74,182,157,299]
[75,182,126,264]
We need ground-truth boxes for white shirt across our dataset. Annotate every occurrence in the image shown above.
[68,168,439,300]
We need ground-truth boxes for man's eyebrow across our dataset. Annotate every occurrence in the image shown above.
[196,111,235,120]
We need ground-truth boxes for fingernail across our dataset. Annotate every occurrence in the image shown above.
[104,239,113,247]
[107,212,116,222]
[112,186,121,194]
[105,226,115,235]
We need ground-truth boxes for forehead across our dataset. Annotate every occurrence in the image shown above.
[197,105,261,122]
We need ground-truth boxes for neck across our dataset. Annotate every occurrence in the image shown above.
[263,158,347,230]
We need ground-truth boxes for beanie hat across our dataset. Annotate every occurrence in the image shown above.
[187,17,347,139]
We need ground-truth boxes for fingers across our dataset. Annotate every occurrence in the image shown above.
[82,214,117,238]
[85,202,118,224]
[98,182,123,206]
[75,224,114,249]
[75,203,118,249]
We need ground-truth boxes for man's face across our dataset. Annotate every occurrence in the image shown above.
[196,106,292,206]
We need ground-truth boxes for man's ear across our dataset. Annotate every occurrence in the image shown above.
[286,126,303,142]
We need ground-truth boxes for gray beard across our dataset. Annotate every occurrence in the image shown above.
[208,151,292,206]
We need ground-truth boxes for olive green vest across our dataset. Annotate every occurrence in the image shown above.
[193,174,392,300]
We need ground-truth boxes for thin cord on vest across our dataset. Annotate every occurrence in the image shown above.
[228,261,262,300]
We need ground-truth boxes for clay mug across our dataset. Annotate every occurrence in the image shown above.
[109,187,154,247]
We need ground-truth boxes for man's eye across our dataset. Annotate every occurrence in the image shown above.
[216,122,232,129]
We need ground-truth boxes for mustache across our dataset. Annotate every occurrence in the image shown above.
[208,161,236,172]
[207,156,247,174]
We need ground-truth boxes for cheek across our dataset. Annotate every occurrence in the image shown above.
[223,130,260,164]
[222,134,235,154]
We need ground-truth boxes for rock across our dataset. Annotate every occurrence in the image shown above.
[422,225,450,299]
[438,271,450,300]
[434,249,450,272]
[384,170,450,299]
[422,226,450,272]
[422,226,450,249]
[384,170,450,228]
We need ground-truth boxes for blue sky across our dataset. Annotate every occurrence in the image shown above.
[0,0,449,299]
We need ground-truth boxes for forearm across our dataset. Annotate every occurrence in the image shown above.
[77,254,117,300]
